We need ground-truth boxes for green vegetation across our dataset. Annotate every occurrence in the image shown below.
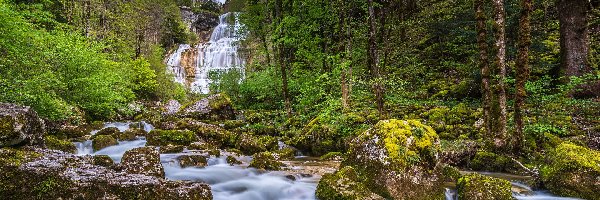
[457,173,513,200]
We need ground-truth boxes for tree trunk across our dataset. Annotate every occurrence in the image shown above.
[475,0,492,139]
[367,0,384,116]
[514,0,532,153]
[491,0,508,150]
[557,0,597,97]
[274,0,291,117]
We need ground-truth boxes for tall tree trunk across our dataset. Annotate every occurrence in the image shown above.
[475,0,492,139]
[514,0,532,153]
[367,0,384,116]
[491,0,508,150]
[341,1,353,111]
[274,0,291,117]
[557,0,597,97]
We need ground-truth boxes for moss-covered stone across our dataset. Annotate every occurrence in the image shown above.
[442,164,462,182]
[342,119,445,200]
[93,127,120,138]
[180,94,235,121]
[315,166,385,200]
[320,152,344,161]
[178,155,208,168]
[114,129,137,141]
[0,103,46,148]
[235,134,277,155]
[92,135,118,151]
[540,143,600,200]
[160,145,184,153]
[176,119,234,148]
[92,155,114,167]
[226,155,242,165]
[188,142,214,151]
[147,129,197,146]
[249,152,285,170]
[422,104,482,140]
[457,173,513,200]
[121,147,164,178]
[274,147,296,160]
[44,135,76,153]
[469,151,512,172]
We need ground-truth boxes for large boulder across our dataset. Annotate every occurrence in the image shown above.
[0,148,211,199]
[180,94,235,121]
[92,135,118,151]
[147,129,198,146]
[177,155,208,168]
[121,147,165,178]
[248,152,284,170]
[176,119,234,147]
[457,173,513,200]
[541,143,600,200]
[0,103,45,147]
[336,119,444,199]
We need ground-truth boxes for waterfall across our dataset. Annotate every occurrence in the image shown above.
[166,12,245,94]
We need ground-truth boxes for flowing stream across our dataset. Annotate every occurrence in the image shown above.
[76,122,580,200]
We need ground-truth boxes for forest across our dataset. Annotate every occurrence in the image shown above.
[0,0,599,199]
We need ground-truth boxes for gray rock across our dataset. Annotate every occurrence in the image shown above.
[121,147,165,178]
[163,99,182,116]
[180,94,235,121]
[0,103,45,147]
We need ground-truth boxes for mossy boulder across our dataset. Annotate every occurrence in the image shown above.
[160,145,184,153]
[147,129,197,146]
[226,155,242,165]
[456,173,513,200]
[124,128,148,137]
[0,148,212,199]
[440,139,478,167]
[113,130,137,141]
[48,125,89,140]
[121,147,164,178]
[342,119,444,200]
[274,147,296,160]
[92,135,118,151]
[177,155,208,168]
[44,136,76,153]
[316,166,385,200]
[469,151,512,172]
[180,94,235,121]
[249,152,285,170]
[235,134,277,155]
[540,143,600,200]
[176,119,234,147]
[290,116,348,156]
[320,152,344,161]
[0,103,45,148]
[93,127,120,138]
[92,155,114,167]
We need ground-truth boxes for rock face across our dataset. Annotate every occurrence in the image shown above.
[0,148,212,199]
[316,166,385,200]
[541,143,600,200]
[180,94,235,121]
[180,7,219,41]
[121,147,165,178]
[0,103,45,147]
[319,119,444,200]
[457,173,513,200]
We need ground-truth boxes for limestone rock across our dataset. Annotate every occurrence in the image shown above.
[121,147,164,178]
[0,103,45,147]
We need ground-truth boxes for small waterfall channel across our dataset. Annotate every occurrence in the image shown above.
[167,12,245,94]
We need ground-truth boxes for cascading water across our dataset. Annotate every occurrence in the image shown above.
[166,12,246,94]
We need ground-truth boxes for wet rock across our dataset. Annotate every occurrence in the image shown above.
[162,99,182,116]
[124,128,147,137]
[93,127,120,138]
[44,135,76,154]
[541,143,600,200]
[341,119,445,199]
[0,148,212,199]
[249,152,285,170]
[178,155,208,168]
[92,135,118,151]
[180,94,235,121]
[226,155,242,165]
[456,173,513,200]
[188,141,213,151]
[316,166,385,200]
[235,134,277,155]
[180,7,219,40]
[0,103,45,147]
[114,129,137,141]
[160,145,185,153]
[121,147,164,178]
[147,129,197,146]
[274,147,296,160]
[92,155,114,167]
[48,125,89,140]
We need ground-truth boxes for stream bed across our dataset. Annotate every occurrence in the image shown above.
[75,122,582,200]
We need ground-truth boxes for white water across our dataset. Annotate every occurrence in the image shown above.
[166,12,246,94]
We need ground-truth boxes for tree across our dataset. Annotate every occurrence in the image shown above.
[367,0,384,116]
[475,0,492,140]
[514,0,533,152]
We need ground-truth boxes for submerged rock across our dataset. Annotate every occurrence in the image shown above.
[0,148,212,199]
[92,135,118,151]
[457,173,513,200]
[122,147,164,178]
[541,143,600,200]
[249,152,285,170]
[316,166,385,200]
[177,155,208,168]
[330,119,445,199]
[0,103,45,148]
[180,94,235,121]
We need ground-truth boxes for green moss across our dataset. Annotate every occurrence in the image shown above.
[457,173,513,200]
[93,155,114,167]
[0,116,18,145]
[114,129,137,141]
[160,145,184,153]
[44,135,76,153]
[0,148,41,166]
[320,152,344,161]
[33,177,71,198]
[248,152,284,170]
[315,166,383,200]
[469,151,511,172]
[92,135,118,151]
[208,93,232,110]
[442,165,462,182]
[540,143,600,200]
[147,129,196,146]
[275,147,296,160]
[178,155,207,168]
[226,155,242,165]
[93,127,120,138]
